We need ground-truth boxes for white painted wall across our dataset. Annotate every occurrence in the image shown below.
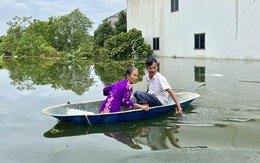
[127,0,260,60]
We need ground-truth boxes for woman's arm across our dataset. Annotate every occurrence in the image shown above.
[103,83,116,96]
[122,84,150,111]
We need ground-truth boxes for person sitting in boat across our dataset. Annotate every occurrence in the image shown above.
[133,58,183,115]
[100,67,150,113]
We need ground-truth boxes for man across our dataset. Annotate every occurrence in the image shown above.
[134,58,182,114]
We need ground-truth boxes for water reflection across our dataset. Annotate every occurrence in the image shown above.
[94,59,145,85]
[43,120,183,150]
[4,58,95,94]
[194,66,205,82]
[43,106,210,151]
[3,58,146,95]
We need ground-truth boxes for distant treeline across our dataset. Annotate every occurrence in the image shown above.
[0,9,152,60]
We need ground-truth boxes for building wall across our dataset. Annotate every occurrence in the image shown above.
[105,9,126,28]
[106,16,118,28]
[127,0,260,59]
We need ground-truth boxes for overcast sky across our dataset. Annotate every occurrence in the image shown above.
[0,0,126,36]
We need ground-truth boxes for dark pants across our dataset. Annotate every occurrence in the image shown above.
[133,91,162,107]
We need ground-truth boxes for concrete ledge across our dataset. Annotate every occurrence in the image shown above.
[119,148,260,163]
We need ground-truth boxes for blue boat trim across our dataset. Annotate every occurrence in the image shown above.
[42,92,200,124]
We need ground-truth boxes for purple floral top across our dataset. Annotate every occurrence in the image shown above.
[100,79,134,113]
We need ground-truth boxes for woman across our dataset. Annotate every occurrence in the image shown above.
[100,67,150,113]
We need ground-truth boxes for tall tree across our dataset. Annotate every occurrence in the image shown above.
[1,16,32,52]
[0,9,93,58]
[114,10,127,35]
[94,20,114,47]
[104,28,152,58]
[53,8,93,52]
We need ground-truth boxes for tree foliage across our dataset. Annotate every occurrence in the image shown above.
[114,11,127,35]
[0,16,32,53]
[93,10,152,59]
[104,28,152,59]
[0,9,93,58]
[53,9,93,52]
[94,20,114,47]
[0,54,4,68]
[0,8,153,60]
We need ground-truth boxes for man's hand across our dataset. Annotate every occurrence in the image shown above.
[142,105,150,111]
[176,106,182,115]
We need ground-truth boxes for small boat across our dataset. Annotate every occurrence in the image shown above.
[44,113,174,138]
[42,92,200,125]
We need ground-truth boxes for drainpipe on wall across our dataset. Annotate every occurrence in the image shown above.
[235,0,239,40]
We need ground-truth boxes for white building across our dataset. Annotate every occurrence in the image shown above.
[104,9,126,28]
[127,0,260,60]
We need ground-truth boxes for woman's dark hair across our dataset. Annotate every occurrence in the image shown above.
[145,58,157,67]
[124,67,138,79]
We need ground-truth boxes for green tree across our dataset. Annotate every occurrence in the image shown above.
[114,11,127,35]
[0,16,32,53]
[0,54,5,68]
[94,20,114,47]
[26,19,56,47]
[0,35,6,53]
[0,35,4,43]
[0,16,57,57]
[53,8,93,52]
[13,34,48,57]
[0,9,93,58]
[104,28,152,58]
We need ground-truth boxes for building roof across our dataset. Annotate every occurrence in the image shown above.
[106,9,126,19]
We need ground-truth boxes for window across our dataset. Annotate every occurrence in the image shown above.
[153,38,160,50]
[171,0,179,12]
[194,33,205,49]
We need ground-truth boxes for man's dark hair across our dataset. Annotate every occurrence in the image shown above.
[146,58,157,67]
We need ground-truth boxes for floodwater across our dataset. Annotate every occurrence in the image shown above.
[1,58,260,163]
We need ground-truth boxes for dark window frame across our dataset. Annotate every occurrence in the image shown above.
[194,33,205,50]
[153,38,160,50]
[171,0,179,12]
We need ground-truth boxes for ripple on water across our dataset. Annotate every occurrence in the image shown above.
[169,105,260,128]
[220,116,256,122]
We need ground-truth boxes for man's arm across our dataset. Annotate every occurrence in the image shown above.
[166,88,183,114]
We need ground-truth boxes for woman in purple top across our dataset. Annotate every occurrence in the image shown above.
[100,67,150,113]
